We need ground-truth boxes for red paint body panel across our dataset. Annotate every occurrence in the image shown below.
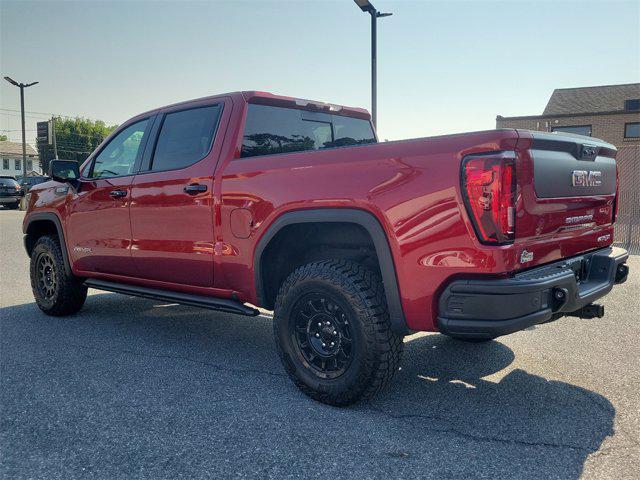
[68,176,136,276]
[24,91,618,333]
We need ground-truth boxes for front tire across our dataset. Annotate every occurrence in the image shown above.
[274,260,403,406]
[7,201,20,210]
[30,235,87,316]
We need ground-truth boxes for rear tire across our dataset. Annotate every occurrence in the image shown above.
[273,259,403,406]
[30,235,87,316]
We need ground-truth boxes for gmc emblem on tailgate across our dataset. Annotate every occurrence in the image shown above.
[571,170,602,187]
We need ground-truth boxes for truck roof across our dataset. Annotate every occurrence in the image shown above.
[130,91,371,123]
[241,91,371,120]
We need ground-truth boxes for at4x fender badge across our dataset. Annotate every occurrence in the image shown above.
[520,250,534,263]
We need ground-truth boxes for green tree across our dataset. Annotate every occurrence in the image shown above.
[0,134,7,141]
[38,117,118,173]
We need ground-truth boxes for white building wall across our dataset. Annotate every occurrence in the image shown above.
[1,156,41,177]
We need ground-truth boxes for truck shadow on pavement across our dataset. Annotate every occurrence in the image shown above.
[0,293,616,479]
[368,334,616,477]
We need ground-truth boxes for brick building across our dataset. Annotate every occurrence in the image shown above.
[496,83,640,253]
[496,83,639,145]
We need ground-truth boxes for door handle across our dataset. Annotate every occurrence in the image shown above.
[184,183,208,195]
[109,189,127,199]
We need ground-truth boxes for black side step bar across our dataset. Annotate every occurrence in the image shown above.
[84,279,259,316]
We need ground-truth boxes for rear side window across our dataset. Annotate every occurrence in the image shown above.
[151,105,222,172]
[241,104,376,158]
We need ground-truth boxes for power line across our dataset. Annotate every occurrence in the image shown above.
[0,108,92,120]
[0,112,53,120]
[57,148,93,154]
[61,131,110,140]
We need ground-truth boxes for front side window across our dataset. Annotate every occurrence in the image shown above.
[150,104,222,172]
[90,119,149,179]
[551,125,592,136]
[625,122,640,138]
[241,104,376,158]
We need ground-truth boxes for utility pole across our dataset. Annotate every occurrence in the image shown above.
[51,116,58,160]
[4,77,39,184]
[353,1,392,128]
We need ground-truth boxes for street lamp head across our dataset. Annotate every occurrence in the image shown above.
[3,77,38,88]
[4,76,19,87]
[354,0,376,13]
[377,12,393,18]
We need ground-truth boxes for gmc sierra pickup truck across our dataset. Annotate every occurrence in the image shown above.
[23,91,629,405]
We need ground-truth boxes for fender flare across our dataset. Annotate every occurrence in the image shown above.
[23,212,72,276]
[254,208,409,335]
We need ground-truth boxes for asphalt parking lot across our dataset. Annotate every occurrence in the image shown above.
[1,209,639,479]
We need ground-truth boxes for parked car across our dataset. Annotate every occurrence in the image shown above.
[0,176,24,209]
[22,91,629,405]
[18,175,51,191]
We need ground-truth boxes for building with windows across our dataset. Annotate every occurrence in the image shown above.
[0,140,41,177]
[496,83,640,145]
[496,83,640,254]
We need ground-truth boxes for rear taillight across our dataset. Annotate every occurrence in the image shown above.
[462,153,516,245]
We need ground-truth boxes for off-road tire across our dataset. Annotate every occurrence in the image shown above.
[273,259,403,406]
[30,235,87,316]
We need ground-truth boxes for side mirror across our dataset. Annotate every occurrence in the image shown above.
[49,160,80,184]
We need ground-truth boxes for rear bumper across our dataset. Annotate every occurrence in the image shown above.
[0,196,21,204]
[437,247,629,339]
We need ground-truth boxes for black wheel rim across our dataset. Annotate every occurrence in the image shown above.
[36,253,57,300]
[290,293,354,379]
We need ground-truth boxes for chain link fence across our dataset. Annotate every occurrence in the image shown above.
[614,145,640,255]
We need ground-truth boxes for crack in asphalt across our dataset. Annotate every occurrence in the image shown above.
[365,404,596,452]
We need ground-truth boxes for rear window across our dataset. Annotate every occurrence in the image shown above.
[241,104,376,158]
[0,178,19,187]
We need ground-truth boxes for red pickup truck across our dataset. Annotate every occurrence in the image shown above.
[23,91,629,405]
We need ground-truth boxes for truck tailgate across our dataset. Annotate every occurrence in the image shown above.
[514,131,617,269]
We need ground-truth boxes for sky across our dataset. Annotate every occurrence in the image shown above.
[1,0,638,146]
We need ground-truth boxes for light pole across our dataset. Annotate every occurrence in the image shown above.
[4,76,39,184]
[353,0,392,128]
